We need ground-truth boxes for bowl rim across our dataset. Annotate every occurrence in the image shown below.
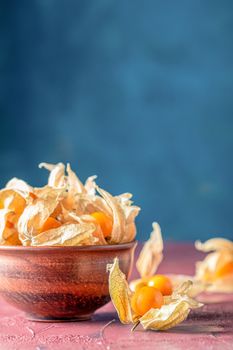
[0,240,137,252]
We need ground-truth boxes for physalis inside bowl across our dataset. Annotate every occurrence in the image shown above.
[0,162,140,247]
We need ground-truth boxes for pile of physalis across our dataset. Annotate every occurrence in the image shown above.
[195,237,233,293]
[0,162,140,246]
[108,223,203,331]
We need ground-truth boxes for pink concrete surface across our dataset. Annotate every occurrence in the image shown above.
[0,243,232,350]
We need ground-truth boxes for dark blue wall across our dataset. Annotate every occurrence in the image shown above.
[1,0,233,241]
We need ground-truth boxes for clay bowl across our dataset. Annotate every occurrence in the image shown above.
[0,241,136,321]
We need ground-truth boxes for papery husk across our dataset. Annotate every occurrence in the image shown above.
[195,251,233,292]
[97,186,126,244]
[118,199,140,243]
[85,175,97,196]
[39,162,66,188]
[195,251,232,280]
[33,186,65,201]
[107,257,133,324]
[66,163,86,195]
[195,238,233,253]
[17,189,64,245]
[108,259,203,331]
[67,212,107,245]
[195,237,233,293]
[139,281,203,331]
[6,178,33,194]
[83,194,112,217]
[62,190,112,218]
[116,193,133,206]
[140,303,190,331]
[136,222,163,278]
[31,222,96,246]
[60,163,86,210]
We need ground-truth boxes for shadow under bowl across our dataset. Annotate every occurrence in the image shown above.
[0,241,137,322]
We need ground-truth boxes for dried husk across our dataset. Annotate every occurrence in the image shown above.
[66,163,86,194]
[31,222,96,246]
[195,238,233,253]
[17,191,63,245]
[136,222,163,278]
[118,198,140,243]
[84,175,97,196]
[195,237,233,293]
[107,257,133,324]
[97,186,126,244]
[6,178,33,194]
[108,258,203,331]
[39,162,66,188]
[67,212,107,245]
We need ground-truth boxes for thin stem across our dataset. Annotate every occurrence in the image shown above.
[131,320,140,332]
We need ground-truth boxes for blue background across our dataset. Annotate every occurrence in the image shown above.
[1,0,233,241]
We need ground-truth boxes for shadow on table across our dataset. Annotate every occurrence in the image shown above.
[190,301,233,320]
[92,301,233,337]
[92,311,117,323]
[133,322,229,335]
[167,322,230,335]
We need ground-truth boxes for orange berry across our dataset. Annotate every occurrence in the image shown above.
[215,261,233,279]
[90,212,113,238]
[9,195,26,216]
[39,217,61,233]
[131,286,163,316]
[134,280,147,292]
[148,275,173,296]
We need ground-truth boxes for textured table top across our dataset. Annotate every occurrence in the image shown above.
[0,243,232,350]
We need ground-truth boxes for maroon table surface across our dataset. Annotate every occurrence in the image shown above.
[0,243,232,350]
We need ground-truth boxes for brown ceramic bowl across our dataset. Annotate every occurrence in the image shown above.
[0,241,136,321]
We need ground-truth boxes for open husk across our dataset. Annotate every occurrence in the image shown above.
[130,223,206,298]
[195,237,233,292]
[108,258,203,331]
[136,222,163,278]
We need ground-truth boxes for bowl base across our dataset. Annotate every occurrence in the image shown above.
[25,313,92,322]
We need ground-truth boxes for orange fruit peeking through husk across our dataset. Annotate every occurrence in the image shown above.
[0,162,140,246]
[90,212,113,238]
[148,275,173,296]
[107,257,203,331]
[131,285,164,316]
[195,238,233,292]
